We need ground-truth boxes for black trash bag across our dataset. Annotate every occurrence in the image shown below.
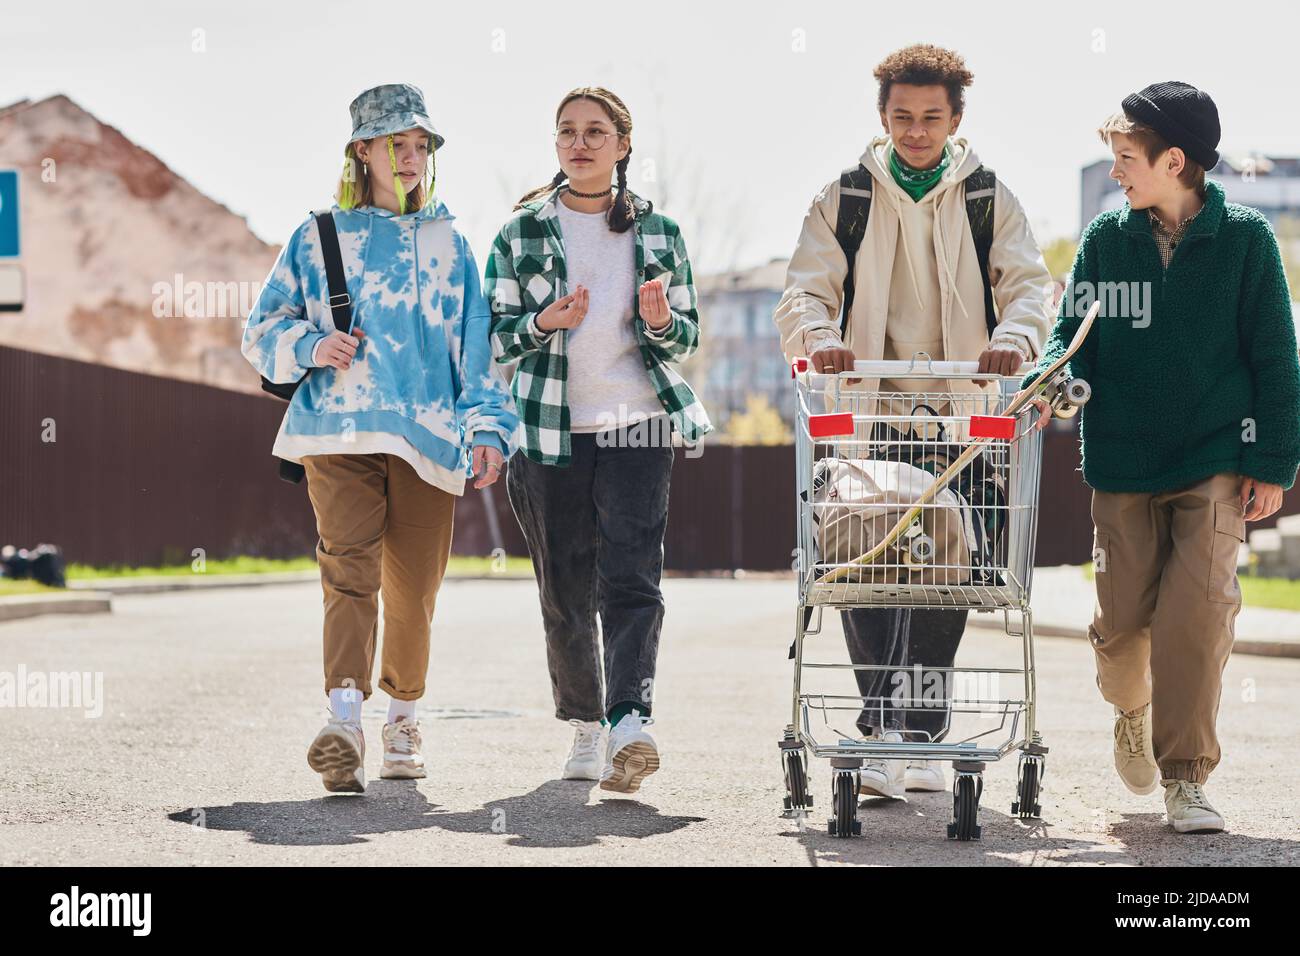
[0,543,68,588]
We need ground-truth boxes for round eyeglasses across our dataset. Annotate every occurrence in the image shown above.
[555,129,614,150]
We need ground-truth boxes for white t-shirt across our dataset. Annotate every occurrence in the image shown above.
[555,200,665,433]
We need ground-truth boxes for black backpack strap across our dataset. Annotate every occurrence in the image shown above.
[834,164,873,338]
[313,210,354,334]
[273,211,354,485]
[963,166,997,337]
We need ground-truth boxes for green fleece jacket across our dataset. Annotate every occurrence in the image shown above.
[1022,180,1300,492]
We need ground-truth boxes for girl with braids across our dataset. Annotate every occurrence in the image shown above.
[486,87,711,794]
[242,84,517,793]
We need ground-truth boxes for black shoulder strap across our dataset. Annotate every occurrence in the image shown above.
[313,210,354,334]
[834,164,873,338]
[271,211,353,487]
[963,166,997,337]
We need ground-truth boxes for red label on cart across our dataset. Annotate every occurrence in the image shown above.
[969,415,1015,439]
[809,412,855,438]
[791,357,809,377]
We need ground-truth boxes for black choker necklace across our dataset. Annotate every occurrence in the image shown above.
[566,185,613,199]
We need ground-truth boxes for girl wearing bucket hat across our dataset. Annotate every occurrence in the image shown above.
[242,83,518,794]
[485,87,712,794]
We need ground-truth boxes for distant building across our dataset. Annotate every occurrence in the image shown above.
[690,258,792,427]
[1081,153,1300,230]
[0,94,277,393]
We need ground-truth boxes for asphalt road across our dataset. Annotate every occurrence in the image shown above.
[1,578,1296,866]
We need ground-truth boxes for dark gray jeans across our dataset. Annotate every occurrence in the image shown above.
[841,607,970,742]
[506,433,673,722]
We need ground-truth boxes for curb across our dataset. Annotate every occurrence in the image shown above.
[0,591,113,622]
[967,615,1300,660]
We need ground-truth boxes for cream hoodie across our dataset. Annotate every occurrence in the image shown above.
[774,137,1053,405]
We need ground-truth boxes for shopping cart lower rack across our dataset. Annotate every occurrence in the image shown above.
[778,355,1073,841]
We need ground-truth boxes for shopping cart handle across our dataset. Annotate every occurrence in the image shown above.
[850,359,989,377]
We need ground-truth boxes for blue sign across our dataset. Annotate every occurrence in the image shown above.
[0,171,19,258]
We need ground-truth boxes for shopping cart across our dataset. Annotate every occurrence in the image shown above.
[779,353,1071,841]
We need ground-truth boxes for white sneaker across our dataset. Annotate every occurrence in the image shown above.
[904,759,946,792]
[307,717,365,793]
[1164,780,1225,833]
[380,716,426,779]
[858,731,905,798]
[599,713,659,793]
[562,719,605,781]
[1113,703,1159,795]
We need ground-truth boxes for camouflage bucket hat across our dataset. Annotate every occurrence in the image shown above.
[348,83,444,149]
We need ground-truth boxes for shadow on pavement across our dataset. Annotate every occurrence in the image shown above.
[427,779,706,848]
[781,794,1300,866]
[167,778,704,849]
[782,791,1127,866]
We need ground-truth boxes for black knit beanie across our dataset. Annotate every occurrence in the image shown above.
[1121,81,1221,170]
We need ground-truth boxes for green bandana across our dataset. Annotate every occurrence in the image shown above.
[889,143,951,202]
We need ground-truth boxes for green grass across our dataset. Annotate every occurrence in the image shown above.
[1,555,534,595]
[66,556,320,579]
[1080,563,1300,611]
[0,579,58,596]
[1238,576,1300,611]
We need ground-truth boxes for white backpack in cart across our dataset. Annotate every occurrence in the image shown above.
[810,457,978,586]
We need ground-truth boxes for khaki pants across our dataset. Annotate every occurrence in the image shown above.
[1089,472,1244,784]
[303,453,455,701]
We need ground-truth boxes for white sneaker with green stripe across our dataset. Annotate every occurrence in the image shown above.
[599,713,659,793]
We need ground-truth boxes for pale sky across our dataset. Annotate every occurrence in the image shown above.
[4,0,1298,275]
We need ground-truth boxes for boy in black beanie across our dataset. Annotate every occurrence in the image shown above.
[1021,81,1300,833]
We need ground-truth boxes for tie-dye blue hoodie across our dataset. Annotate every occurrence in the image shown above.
[242,200,518,494]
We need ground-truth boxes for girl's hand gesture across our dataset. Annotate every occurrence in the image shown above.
[536,286,588,331]
[317,328,366,371]
[472,443,504,489]
[639,278,671,331]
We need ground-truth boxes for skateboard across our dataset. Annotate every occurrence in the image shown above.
[818,300,1100,585]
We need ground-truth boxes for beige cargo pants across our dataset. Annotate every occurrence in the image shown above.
[303,453,455,701]
[1088,472,1245,784]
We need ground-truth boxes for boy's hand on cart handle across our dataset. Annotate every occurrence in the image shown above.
[975,346,1024,382]
[1240,477,1283,521]
[809,346,860,385]
[317,328,365,371]
[537,287,588,331]
[639,278,672,331]
[472,444,504,490]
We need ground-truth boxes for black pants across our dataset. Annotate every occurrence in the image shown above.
[506,433,674,722]
[841,607,969,742]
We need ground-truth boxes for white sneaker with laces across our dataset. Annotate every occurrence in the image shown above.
[858,730,905,798]
[1113,703,1159,795]
[599,713,659,793]
[562,719,605,780]
[904,759,946,792]
[1164,780,1225,833]
[380,716,426,779]
[307,717,366,793]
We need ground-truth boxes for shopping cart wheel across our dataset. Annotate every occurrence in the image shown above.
[947,770,984,841]
[827,769,861,838]
[781,746,812,814]
[1012,755,1043,819]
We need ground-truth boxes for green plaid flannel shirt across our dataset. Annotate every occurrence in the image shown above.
[485,187,713,465]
